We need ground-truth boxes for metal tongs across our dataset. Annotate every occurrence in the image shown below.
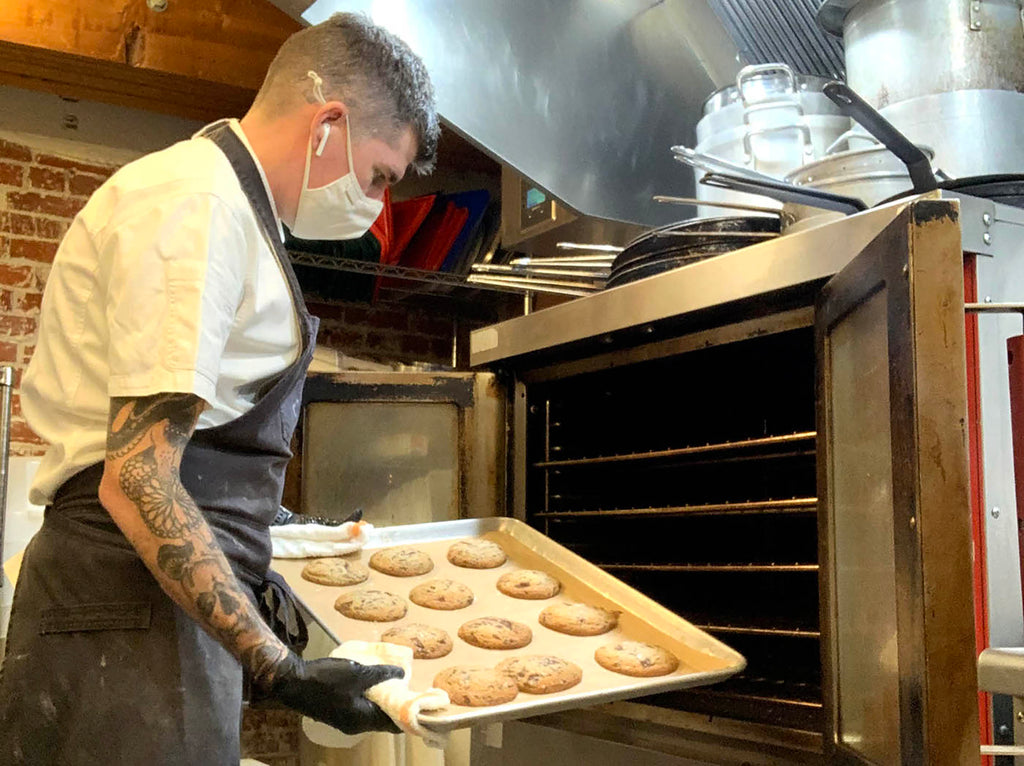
[672,143,868,215]
[699,173,867,214]
[672,145,781,186]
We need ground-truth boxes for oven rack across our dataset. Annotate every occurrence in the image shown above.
[695,624,820,639]
[534,497,818,518]
[522,325,821,733]
[599,563,818,573]
[659,683,823,728]
[533,431,816,468]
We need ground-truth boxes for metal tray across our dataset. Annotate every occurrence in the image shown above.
[272,517,746,732]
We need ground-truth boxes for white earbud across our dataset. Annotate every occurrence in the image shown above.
[315,124,330,157]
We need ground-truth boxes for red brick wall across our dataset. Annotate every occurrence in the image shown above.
[309,299,454,367]
[0,135,459,456]
[0,137,117,456]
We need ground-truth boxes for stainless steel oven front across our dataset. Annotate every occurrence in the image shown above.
[471,194,1002,765]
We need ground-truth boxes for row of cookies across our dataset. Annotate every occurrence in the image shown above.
[432,640,682,708]
[332,588,622,650]
[375,622,679,679]
[301,540,509,587]
[361,610,609,658]
[433,657,582,707]
[373,539,509,577]
[304,566,561,606]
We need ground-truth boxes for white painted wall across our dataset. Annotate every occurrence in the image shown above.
[0,83,205,163]
[1,456,44,639]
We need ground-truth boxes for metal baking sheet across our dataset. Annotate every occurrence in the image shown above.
[272,517,746,732]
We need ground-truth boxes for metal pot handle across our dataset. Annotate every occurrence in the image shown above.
[736,65,811,167]
[825,130,883,155]
[737,63,798,106]
[743,123,815,163]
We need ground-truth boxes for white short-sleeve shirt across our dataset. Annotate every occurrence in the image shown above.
[22,120,301,505]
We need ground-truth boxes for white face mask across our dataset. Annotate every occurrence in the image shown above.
[290,71,384,241]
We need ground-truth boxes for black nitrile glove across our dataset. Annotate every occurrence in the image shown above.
[272,507,363,526]
[264,652,403,734]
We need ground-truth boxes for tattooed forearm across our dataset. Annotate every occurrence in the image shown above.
[107,394,201,458]
[101,393,288,685]
[109,395,205,539]
[156,538,284,679]
[242,642,291,686]
[120,447,201,537]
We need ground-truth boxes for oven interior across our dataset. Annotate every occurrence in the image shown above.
[523,324,821,731]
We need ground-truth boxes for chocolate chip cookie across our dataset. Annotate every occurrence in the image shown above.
[538,602,619,636]
[594,640,680,677]
[433,666,519,707]
[369,546,434,577]
[446,538,507,569]
[301,557,369,586]
[496,655,583,694]
[380,623,453,660]
[496,569,561,600]
[334,589,407,622]
[409,578,474,610]
[457,617,532,650]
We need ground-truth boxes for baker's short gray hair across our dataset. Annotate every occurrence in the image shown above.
[254,12,439,174]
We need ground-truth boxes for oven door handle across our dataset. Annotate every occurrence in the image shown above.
[978,647,1024,697]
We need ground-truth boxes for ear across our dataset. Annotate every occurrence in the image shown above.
[317,102,349,126]
[307,101,348,153]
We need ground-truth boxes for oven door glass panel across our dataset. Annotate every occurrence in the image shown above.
[825,286,900,764]
[302,401,459,526]
[816,199,978,765]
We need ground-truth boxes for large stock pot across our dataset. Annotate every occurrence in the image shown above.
[818,0,1024,179]
[693,63,851,216]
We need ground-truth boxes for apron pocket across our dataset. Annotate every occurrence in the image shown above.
[40,602,152,634]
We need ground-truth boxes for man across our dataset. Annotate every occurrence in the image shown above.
[0,13,440,764]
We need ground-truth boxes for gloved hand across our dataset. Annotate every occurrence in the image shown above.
[263,652,404,734]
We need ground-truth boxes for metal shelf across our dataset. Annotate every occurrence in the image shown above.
[289,250,600,300]
[535,497,818,518]
[288,249,523,295]
[534,431,816,468]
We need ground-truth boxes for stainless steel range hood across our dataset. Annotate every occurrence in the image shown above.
[271,0,843,253]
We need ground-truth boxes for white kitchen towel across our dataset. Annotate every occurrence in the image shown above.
[270,520,373,558]
[302,641,450,750]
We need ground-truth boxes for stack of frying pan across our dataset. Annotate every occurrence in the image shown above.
[681,81,1024,224]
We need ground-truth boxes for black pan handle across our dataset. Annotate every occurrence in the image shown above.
[699,172,868,215]
[822,81,938,193]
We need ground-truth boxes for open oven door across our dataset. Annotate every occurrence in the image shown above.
[815,198,980,765]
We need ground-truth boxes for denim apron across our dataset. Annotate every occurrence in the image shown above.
[0,122,318,765]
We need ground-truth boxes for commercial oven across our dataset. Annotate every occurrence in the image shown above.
[294,194,1024,764]
[465,193,1022,765]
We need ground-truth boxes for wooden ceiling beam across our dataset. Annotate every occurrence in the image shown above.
[0,0,300,120]
[0,39,256,121]
[0,1,502,177]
